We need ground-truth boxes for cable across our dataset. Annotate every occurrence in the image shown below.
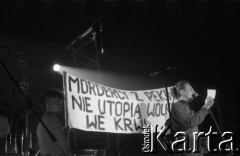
[215,99,224,132]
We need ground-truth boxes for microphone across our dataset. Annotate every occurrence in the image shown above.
[150,67,176,77]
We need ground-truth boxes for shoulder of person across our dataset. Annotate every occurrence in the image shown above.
[41,114,59,123]
[173,101,185,107]
[172,101,188,110]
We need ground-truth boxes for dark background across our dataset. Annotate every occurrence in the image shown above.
[0,0,238,155]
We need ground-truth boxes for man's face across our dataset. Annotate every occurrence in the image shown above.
[180,84,195,101]
[45,96,63,113]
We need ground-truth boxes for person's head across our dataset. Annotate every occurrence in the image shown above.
[172,81,196,102]
[44,89,64,114]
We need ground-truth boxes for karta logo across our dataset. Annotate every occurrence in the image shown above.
[142,125,239,154]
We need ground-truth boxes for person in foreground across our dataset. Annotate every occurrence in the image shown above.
[37,89,71,156]
[170,80,214,156]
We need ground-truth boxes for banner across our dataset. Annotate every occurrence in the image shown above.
[64,71,174,134]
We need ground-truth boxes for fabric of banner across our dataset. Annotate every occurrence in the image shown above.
[64,72,174,134]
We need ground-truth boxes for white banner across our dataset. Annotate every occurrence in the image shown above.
[64,71,174,134]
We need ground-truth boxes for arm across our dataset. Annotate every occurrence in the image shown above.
[187,107,209,128]
[172,103,209,129]
[37,115,69,154]
[187,96,215,127]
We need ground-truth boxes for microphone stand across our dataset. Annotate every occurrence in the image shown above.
[162,71,171,124]
[153,70,172,154]
[150,68,172,119]
[198,95,234,155]
[208,108,234,155]
[0,59,64,153]
[162,71,173,155]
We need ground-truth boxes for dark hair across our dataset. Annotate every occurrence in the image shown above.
[44,88,64,100]
[171,81,190,99]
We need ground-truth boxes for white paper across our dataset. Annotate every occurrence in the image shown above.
[207,89,216,99]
